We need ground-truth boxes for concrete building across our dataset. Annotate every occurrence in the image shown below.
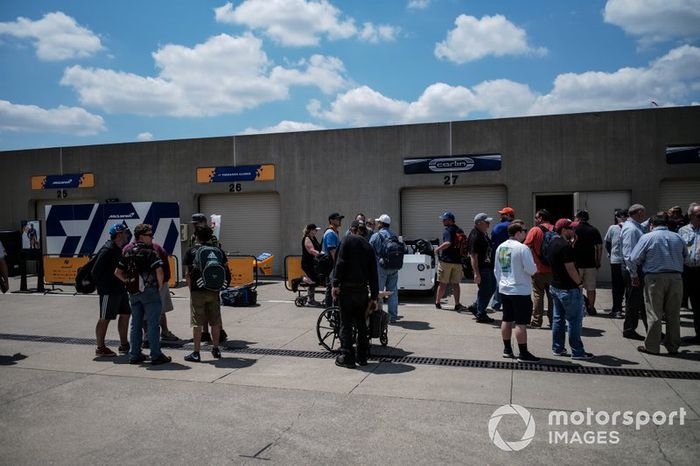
[2,106,699,280]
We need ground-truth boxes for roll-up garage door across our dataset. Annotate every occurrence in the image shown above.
[658,180,700,214]
[200,193,281,274]
[401,186,507,242]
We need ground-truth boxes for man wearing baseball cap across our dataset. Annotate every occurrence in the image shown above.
[468,213,496,323]
[91,222,132,357]
[369,214,400,322]
[434,211,467,312]
[548,218,593,360]
[490,207,516,312]
[322,212,344,306]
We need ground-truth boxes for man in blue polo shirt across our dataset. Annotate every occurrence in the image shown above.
[323,212,343,306]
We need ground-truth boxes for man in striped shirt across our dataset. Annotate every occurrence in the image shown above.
[678,203,700,344]
[630,213,687,356]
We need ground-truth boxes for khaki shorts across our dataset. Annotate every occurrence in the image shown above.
[437,261,463,284]
[190,290,222,328]
[579,268,598,291]
[159,283,174,313]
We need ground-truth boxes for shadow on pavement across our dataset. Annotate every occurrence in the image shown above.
[205,357,257,369]
[581,327,606,337]
[586,355,639,367]
[369,361,416,374]
[391,320,432,331]
[146,361,191,371]
[0,353,27,365]
[221,340,257,350]
[669,351,700,362]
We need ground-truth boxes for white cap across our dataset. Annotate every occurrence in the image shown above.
[378,214,391,225]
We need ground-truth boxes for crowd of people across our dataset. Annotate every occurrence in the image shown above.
[305,202,699,368]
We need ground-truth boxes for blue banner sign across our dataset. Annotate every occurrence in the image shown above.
[197,164,275,183]
[404,154,502,174]
[666,146,700,164]
[32,173,94,189]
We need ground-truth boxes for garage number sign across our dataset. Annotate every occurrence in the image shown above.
[196,164,275,184]
[404,154,502,174]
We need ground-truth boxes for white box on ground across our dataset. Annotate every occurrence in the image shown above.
[398,253,435,292]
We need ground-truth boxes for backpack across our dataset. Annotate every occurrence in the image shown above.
[221,285,257,306]
[538,225,557,266]
[452,228,470,259]
[124,243,158,294]
[75,254,100,294]
[192,245,227,291]
[379,235,405,270]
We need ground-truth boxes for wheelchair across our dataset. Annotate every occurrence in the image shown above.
[316,305,389,353]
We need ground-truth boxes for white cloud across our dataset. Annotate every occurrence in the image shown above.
[214,1,398,46]
[0,11,103,61]
[358,23,400,43]
[243,120,324,134]
[136,132,154,141]
[60,33,349,117]
[0,100,105,135]
[604,0,700,45]
[407,0,430,10]
[435,14,547,64]
[312,45,700,125]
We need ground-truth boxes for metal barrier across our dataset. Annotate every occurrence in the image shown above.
[283,255,305,291]
[226,255,259,289]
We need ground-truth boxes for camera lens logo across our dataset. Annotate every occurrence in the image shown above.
[488,404,536,451]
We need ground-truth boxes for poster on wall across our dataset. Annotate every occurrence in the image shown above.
[21,220,41,250]
[43,202,182,280]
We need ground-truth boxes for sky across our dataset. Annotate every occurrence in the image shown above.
[0,0,698,151]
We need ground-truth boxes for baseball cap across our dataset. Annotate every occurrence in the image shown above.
[575,210,589,221]
[191,213,207,224]
[350,220,361,228]
[474,213,493,223]
[134,224,153,237]
[440,211,455,221]
[306,223,320,231]
[555,218,573,232]
[498,207,515,216]
[377,214,391,225]
[108,222,129,238]
[328,212,344,221]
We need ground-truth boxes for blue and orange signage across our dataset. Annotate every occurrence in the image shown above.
[32,173,95,190]
[196,164,275,183]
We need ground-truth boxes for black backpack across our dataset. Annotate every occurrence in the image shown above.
[538,225,557,266]
[75,254,100,294]
[123,243,158,294]
[192,245,227,291]
[379,235,405,270]
[314,253,334,277]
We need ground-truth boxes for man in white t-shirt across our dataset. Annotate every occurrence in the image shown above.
[494,223,539,362]
[0,240,8,293]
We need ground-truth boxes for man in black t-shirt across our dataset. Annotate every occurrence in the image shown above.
[468,213,496,323]
[573,210,602,315]
[548,219,593,360]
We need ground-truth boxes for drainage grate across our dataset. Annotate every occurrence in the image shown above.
[1,332,699,380]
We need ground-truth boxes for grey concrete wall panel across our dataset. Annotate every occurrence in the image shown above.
[2,106,699,272]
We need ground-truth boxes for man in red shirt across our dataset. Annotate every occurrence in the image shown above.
[524,209,554,328]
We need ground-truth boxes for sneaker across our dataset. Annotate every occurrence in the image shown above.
[219,329,228,343]
[335,354,356,369]
[201,332,212,343]
[142,340,149,349]
[184,351,201,363]
[211,347,222,359]
[160,332,179,342]
[151,354,172,365]
[572,352,594,360]
[467,304,478,316]
[95,346,117,357]
[117,343,130,354]
[476,315,495,324]
[623,331,645,341]
[529,322,542,329]
[454,304,466,312]
[129,354,147,364]
[357,357,368,366]
[552,349,569,356]
[503,349,515,359]
[637,346,660,356]
[609,311,622,319]
[517,352,540,363]
[435,302,442,309]
[587,306,597,316]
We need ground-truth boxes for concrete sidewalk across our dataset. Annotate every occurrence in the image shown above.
[0,278,698,465]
